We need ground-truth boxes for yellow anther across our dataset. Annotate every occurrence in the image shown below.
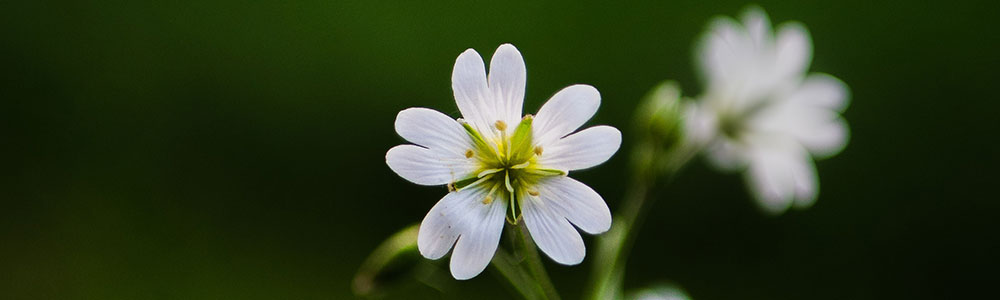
[494,120,507,131]
[482,196,494,204]
[534,146,543,156]
[447,182,456,192]
[528,190,540,196]
[464,149,474,158]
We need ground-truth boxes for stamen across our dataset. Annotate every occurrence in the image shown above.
[534,146,543,156]
[483,183,500,205]
[464,149,474,158]
[507,190,519,224]
[523,168,567,176]
[494,120,507,131]
[478,168,503,178]
[510,161,531,169]
[459,173,495,191]
[447,182,456,192]
[528,190,539,196]
[504,171,515,193]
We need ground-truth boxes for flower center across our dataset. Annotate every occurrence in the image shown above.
[715,94,774,142]
[455,115,565,224]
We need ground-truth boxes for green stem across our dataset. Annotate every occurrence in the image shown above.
[490,222,562,300]
[513,222,561,300]
[586,138,693,300]
[587,166,656,299]
[491,248,542,300]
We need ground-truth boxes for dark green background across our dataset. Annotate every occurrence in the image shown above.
[2,0,997,299]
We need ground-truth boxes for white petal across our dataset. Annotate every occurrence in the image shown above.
[682,101,719,147]
[741,6,772,48]
[789,73,850,112]
[743,137,818,214]
[533,176,611,234]
[385,145,477,186]
[395,107,472,156]
[521,192,586,265]
[539,125,621,171]
[773,22,812,83]
[532,85,601,147]
[452,48,495,137]
[704,137,751,171]
[788,110,847,158]
[449,191,508,280]
[750,74,850,158]
[417,186,508,280]
[750,108,848,159]
[418,188,487,260]
[696,17,753,90]
[488,44,526,127]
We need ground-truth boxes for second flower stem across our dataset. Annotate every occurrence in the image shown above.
[587,136,692,299]
[587,161,657,299]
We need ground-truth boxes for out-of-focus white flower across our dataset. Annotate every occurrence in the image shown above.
[631,282,691,300]
[386,44,620,279]
[688,7,850,214]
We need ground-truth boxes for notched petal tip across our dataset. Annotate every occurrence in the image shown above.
[393,107,429,135]
[567,84,601,99]
[776,21,811,41]
[416,238,448,260]
[453,48,486,74]
[491,44,525,74]
[740,5,770,25]
[459,48,481,57]
[449,253,488,280]
[802,73,851,111]
[495,43,521,54]
[532,84,603,146]
[538,125,622,171]
[774,21,814,77]
[607,126,623,148]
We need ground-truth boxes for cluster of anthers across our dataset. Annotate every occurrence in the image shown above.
[449,115,565,224]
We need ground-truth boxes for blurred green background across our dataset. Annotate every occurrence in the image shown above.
[2,0,997,299]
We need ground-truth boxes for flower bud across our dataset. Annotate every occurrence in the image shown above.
[632,81,706,174]
[636,81,684,146]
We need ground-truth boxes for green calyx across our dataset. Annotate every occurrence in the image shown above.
[456,115,566,224]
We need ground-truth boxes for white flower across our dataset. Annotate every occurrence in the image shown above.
[688,8,850,214]
[385,44,620,279]
[631,283,691,300]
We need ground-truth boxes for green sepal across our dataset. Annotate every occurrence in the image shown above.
[461,122,498,160]
[508,115,535,163]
